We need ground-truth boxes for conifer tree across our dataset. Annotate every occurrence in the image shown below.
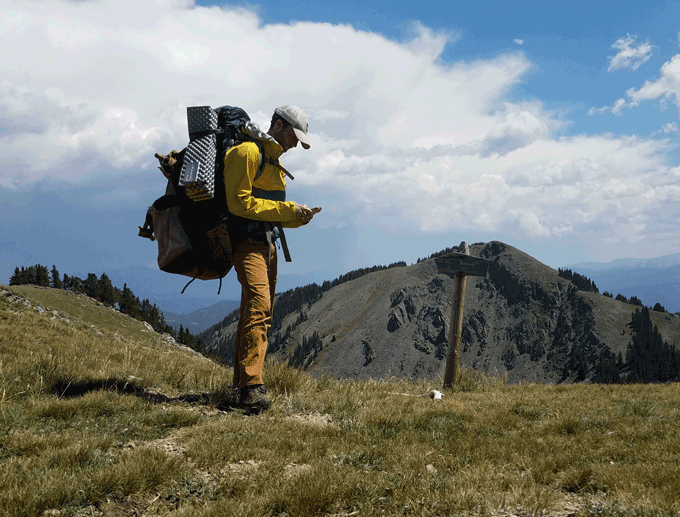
[624,307,678,382]
[96,273,115,307]
[83,273,98,299]
[33,264,50,287]
[21,265,33,285]
[51,265,63,289]
[112,287,123,310]
[140,298,151,320]
[652,303,666,313]
[21,266,33,284]
[118,283,138,317]
[9,267,21,286]
[629,295,643,307]
[593,347,621,384]
[71,276,85,293]
[146,303,167,333]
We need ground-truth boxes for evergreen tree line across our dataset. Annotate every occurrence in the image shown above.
[624,307,680,382]
[558,268,669,313]
[601,291,667,313]
[590,306,680,383]
[319,261,407,292]
[602,291,643,306]
[288,330,322,368]
[8,264,198,348]
[557,268,599,293]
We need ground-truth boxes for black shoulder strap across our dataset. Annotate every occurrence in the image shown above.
[254,142,267,181]
[252,142,295,181]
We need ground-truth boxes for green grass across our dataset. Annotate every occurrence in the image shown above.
[1,285,680,516]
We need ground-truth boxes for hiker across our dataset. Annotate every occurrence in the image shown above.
[224,105,320,414]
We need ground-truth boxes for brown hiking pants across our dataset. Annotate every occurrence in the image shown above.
[231,239,277,389]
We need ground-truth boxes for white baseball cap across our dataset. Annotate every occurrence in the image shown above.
[274,105,311,149]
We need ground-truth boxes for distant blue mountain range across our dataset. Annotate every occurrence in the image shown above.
[569,253,680,271]
[567,253,680,313]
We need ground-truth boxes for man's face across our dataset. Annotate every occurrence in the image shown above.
[275,120,299,153]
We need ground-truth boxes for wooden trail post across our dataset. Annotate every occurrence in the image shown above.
[434,242,490,389]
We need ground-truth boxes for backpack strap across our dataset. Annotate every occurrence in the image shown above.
[252,141,295,181]
[251,142,293,263]
[264,157,294,180]
[254,143,267,181]
[276,223,292,262]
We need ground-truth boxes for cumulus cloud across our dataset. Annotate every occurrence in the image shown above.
[478,101,556,156]
[514,39,524,45]
[0,0,677,246]
[625,53,680,107]
[346,133,675,243]
[608,34,653,72]
[0,0,539,180]
[590,52,680,115]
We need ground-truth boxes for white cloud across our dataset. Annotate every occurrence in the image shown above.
[608,34,653,72]
[371,134,673,241]
[610,98,628,115]
[590,97,627,116]
[478,101,557,156]
[0,0,677,247]
[587,106,608,116]
[0,0,538,179]
[404,22,459,60]
[625,53,680,108]
[514,39,524,45]
[515,210,550,237]
[591,52,680,116]
[662,122,678,133]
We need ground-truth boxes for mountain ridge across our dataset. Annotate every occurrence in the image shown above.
[163,300,240,334]
[201,241,680,383]
[567,253,680,271]
[568,263,680,313]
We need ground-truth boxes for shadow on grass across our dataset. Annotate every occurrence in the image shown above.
[49,378,241,412]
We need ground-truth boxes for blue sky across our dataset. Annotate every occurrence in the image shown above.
[1,0,680,298]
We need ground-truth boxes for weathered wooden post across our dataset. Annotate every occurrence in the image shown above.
[434,242,490,388]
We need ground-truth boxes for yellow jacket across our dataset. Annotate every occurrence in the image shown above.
[223,138,303,229]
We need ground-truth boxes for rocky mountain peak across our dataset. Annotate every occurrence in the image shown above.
[203,241,680,383]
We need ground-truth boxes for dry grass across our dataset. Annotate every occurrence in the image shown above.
[1,285,679,516]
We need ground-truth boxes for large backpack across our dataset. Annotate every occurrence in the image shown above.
[138,105,284,293]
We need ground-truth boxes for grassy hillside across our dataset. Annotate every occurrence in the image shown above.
[1,285,679,516]
[203,242,680,384]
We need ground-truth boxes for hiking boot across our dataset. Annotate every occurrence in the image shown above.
[215,389,239,412]
[239,384,271,415]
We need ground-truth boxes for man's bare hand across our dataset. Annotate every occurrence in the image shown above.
[294,203,322,224]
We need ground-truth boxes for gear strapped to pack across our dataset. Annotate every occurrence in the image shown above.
[138,105,293,295]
